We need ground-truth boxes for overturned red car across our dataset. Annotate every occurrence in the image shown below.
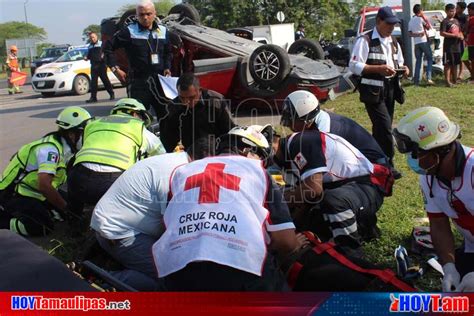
[101,4,340,110]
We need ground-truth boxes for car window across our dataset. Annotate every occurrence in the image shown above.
[424,12,443,31]
[359,11,403,33]
[56,49,87,62]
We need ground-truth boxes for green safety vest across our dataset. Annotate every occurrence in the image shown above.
[0,134,66,201]
[74,114,145,170]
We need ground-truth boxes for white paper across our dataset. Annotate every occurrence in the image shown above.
[158,75,178,100]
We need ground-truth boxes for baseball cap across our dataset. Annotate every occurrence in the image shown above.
[377,6,401,24]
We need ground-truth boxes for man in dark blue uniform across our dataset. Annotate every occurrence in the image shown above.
[85,32,114,103]
[104,0,172,122]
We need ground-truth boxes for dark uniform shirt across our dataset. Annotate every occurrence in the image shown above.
[160,89,236,152]
[104,20,172,78]
[326,112,388,164]
[87,41,104,65]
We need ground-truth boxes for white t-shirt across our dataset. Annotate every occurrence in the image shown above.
[408,16,428,45]
[83,129,166,172]
[90,152,190,239]
[421,145,474,253]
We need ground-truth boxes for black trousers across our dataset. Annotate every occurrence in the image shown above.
[128,75,168,123]
[164,256,288,291]
[363,79,396,165]
[90,63,114,99]
[0,195,54,236]
[297,182,384,253]
[456,247,474,278]
[67,164,122,216]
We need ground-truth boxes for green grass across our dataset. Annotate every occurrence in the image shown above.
[326,78,473,291]
[38,78,472,291]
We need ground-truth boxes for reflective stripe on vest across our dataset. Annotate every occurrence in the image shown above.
[368,53,386,61]
[74,114,144,170]
[0,134,66,201]
[360,78,384,87]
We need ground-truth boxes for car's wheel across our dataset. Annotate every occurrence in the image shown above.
[288,39,325,61]
[118,9,137,29]
[168,4,200,24]
[41,92,55,97]
[73,75,89,95]
[238,57,285,98]
[249,44,291,88]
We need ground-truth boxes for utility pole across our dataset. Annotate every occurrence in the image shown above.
[24,0,31,66]
[402,0,416,76]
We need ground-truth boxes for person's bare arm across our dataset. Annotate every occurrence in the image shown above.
[37,173,67,211]
[284,173,323,209]
[429,216,456,264]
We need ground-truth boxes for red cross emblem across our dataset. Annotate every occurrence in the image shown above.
[418,125,425,132]
[184,163,241,204]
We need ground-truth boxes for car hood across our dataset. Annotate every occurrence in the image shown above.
[168,22,340,81]
[37,62,73,72]
[34,57,56,63]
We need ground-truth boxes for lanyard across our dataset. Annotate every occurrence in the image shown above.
[146,30,159,55]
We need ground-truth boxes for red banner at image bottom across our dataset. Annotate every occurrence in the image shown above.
[0,292,473,316]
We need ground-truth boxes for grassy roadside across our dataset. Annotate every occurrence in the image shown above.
[39,78,472,291]
[327,79,473,291]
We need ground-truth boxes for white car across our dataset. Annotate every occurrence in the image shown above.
[31,46,121,97]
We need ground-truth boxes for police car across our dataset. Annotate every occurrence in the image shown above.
[31,46,121,97]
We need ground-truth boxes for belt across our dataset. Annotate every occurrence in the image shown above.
[75,163,122,175]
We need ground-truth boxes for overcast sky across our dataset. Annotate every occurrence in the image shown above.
[1,0,458,45]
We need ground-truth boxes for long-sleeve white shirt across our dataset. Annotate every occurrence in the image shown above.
[349,27,405,76]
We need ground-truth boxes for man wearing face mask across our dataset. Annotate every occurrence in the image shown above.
[0,107,91,236]
[160,72,235,152]
[393,106,474,292]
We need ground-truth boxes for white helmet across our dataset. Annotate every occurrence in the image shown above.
[280,90,320,126]
[393,106,460,153]
[216,125,271,164]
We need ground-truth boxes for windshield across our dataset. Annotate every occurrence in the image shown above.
[55,49,87,62]
[39,48,67,59]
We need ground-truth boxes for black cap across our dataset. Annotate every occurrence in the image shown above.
[377,6,401,24]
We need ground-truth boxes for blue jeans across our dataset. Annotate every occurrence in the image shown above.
[96,232,165,290]
[414,42,433,84]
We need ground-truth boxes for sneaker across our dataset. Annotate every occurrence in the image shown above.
[426,80,435,85]
[109,94,115,101]
[391,168,403,180]
[86,98,97,103]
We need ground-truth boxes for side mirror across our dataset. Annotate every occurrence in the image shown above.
[344,29,357,38]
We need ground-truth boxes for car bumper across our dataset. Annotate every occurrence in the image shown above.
[31,72,73,93]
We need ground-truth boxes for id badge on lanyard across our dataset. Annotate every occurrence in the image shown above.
[151,54,160,65]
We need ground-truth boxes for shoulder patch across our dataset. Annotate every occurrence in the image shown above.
[294,152,307,170]
[47,152,59,163]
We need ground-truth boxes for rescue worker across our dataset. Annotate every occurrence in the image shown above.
[160,73,236,152]
[275,105,393,256]
[153,126,306,291]
[91,138,214,290]
[349,7,409,178]
[103,0,172,122]
[0,107,91,236]
[393,107,474,292]
[280,90,393,175]
[84,32,114,103]
[5,45,22,95]
[67,98,165,218]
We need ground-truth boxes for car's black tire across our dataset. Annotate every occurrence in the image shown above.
[168,4,200,24]
[249,44,291,88]
[118,9,137,29]
[41,92,55,97]
[238,57,285,98]
[73,75,89,95]
[288,39,325,60]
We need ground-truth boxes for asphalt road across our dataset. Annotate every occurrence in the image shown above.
[0,85,277,170]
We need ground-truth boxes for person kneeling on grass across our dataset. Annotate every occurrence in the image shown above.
[90,138,214,291]
[393,106,474,292]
